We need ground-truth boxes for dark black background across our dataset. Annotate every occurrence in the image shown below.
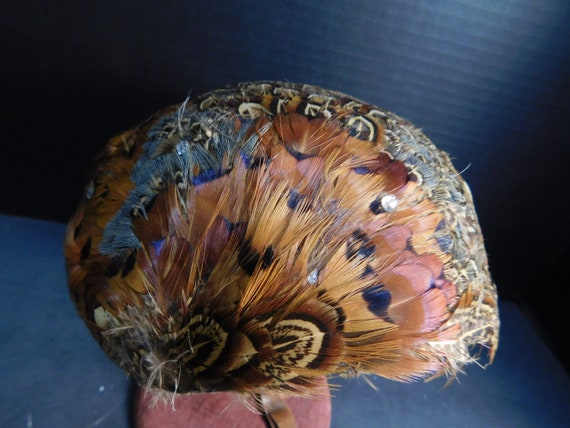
[2,1,569,369]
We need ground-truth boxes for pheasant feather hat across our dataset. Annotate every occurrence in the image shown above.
[65,81,499,416]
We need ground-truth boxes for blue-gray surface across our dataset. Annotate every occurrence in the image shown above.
[1,215,568,428]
